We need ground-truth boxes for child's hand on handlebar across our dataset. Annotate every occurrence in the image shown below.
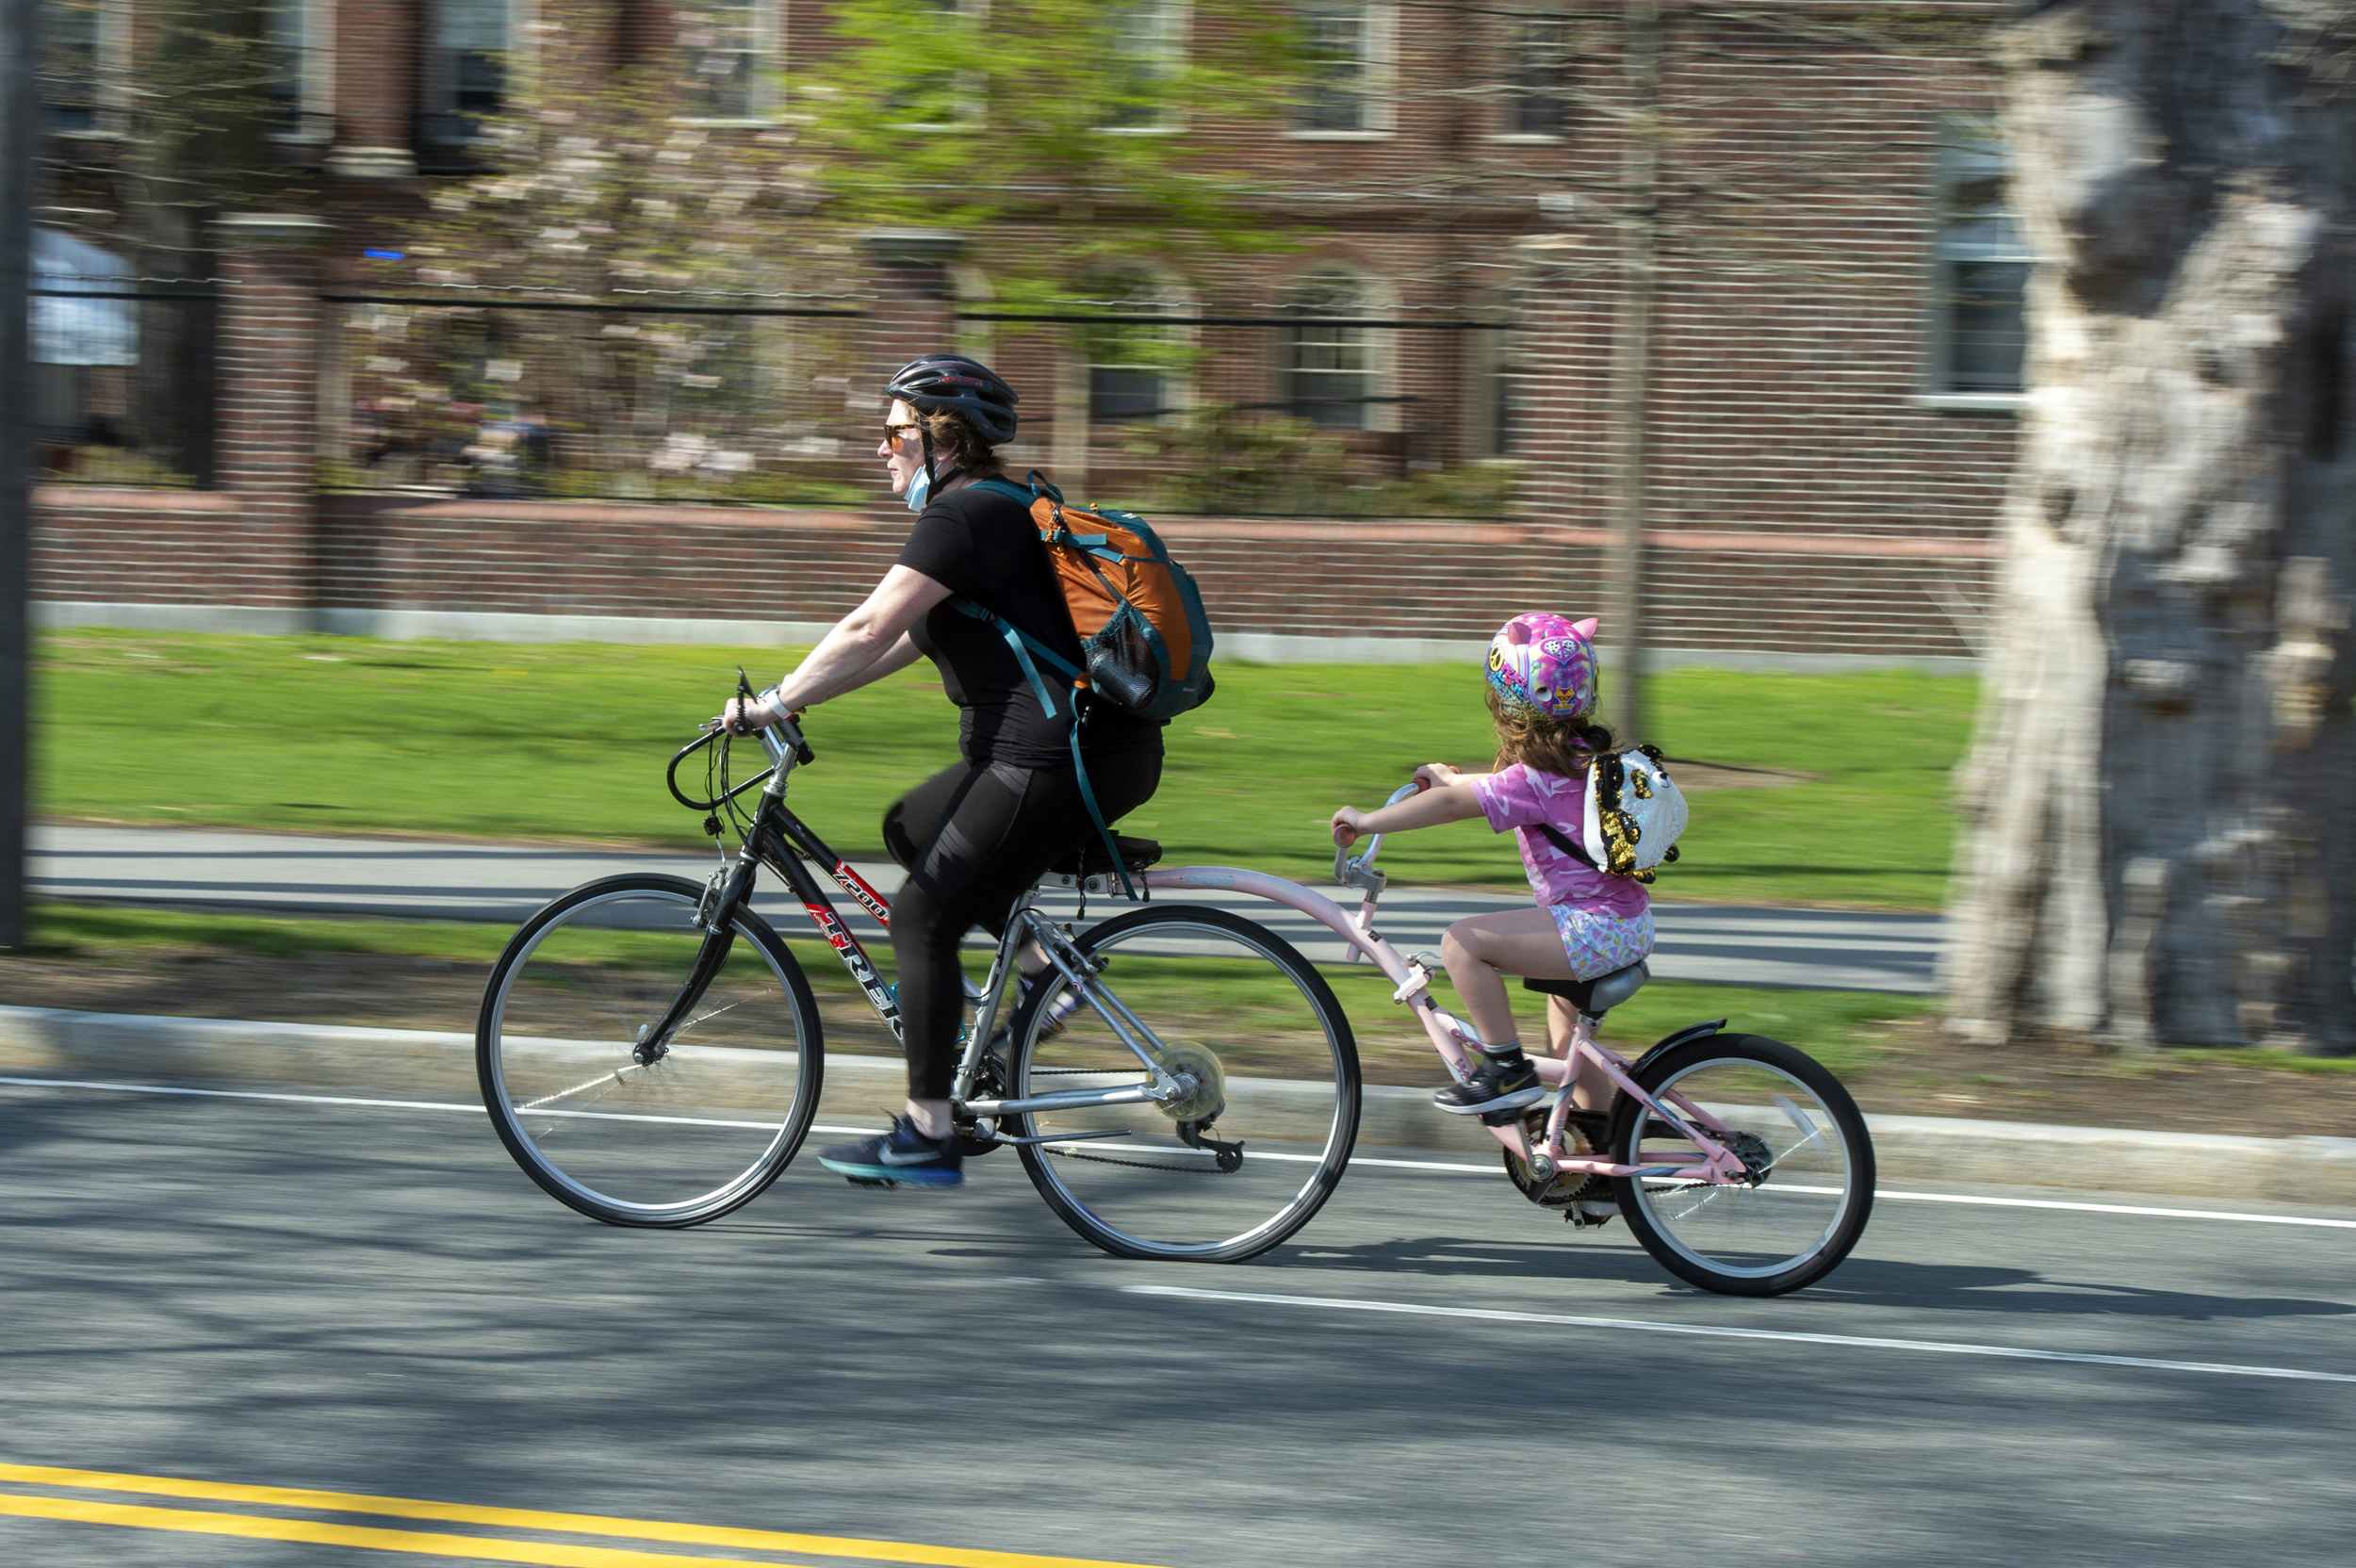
[1411,763,1460,791]
[1330,805,1369,848]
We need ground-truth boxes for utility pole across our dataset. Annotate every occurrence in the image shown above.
[1606,0,1662,745]
[0,0,38,950]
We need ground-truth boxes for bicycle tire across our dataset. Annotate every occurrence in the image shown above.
[477,873,824,1227]
[1607,1032,1873,1296]
[1002,904,1360,1263]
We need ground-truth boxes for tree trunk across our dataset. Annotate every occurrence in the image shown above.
[1945,0,2356,1054]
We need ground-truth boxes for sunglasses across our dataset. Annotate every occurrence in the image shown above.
[881,422,921,443]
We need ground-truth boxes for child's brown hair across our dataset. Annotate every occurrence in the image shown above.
[1488,688,1614,778]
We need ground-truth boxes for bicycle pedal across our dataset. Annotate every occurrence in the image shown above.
[843,1176,901,1189]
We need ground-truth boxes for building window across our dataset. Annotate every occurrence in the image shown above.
[1101,0,1185,131]
[1284,270,1377,430]
[40,0,119,137]
[1931,119,2034,396]
[1294,2,1390,136]
[265,0,334,141]
[422,0,513,149]
[679,2,778,121]
[1500,11,1570,139]
[1083,271,1186,422]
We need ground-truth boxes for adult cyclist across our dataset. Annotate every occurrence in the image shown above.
[725,354,1165,1188]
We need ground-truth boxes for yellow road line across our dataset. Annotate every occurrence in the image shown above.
[0,1464,1171,1568]
[0,1492,806,1566]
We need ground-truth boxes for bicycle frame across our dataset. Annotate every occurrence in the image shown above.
[675,722,1185,1132]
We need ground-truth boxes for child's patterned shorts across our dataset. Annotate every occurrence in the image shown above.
[1548,905,1655,980]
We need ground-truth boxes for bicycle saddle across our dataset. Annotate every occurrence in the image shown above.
[1523,960,1650,1018]
[1051,834,1163,878]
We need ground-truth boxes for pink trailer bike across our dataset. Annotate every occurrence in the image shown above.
[477,705,1873,1295]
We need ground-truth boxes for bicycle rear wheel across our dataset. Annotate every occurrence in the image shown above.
[477,874,823,1227]
[1004,906,1359,1262]
[1608,1033,1873,1296]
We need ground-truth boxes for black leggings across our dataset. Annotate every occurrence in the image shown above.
[882,750,1163,1101]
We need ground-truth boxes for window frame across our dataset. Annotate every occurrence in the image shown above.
[41,0,131,140]
[673,0,786,127]
[1489,7,1571,143]
[1918,115,2036,412]
[418,0,521,154]
[1279,267,1396,433]
[1095,0,1189,136]
[265,0,336,145]
[1082,269,1194,425]
[1285,0,1398,141]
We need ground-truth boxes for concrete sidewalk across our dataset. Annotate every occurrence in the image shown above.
[7,1004,2350,1206]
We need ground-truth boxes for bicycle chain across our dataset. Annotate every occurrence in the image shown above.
[988,1064,1225,1170]
[1046,1145,1227,1174]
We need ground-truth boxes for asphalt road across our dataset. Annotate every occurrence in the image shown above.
[31,825,1942,994]
[3,1076,2351,1566]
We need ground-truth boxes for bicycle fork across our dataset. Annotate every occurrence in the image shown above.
[634,851,761,1064]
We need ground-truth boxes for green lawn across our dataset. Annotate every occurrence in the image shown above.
[37,629,1974,906]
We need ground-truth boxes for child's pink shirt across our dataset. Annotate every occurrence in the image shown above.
[1470,762,1651,919]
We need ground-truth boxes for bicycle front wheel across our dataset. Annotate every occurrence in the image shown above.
[1004,905,1360,1263]
[477,874,823,1227]
[1608,1033,1874,1296]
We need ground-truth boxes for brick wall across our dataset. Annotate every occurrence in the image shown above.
[28,1,2014,662]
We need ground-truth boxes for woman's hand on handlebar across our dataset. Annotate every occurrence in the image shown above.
[721,694,802,736]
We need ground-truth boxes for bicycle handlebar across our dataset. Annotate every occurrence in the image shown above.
[664,677,817,812]
[1333,779,1426,888]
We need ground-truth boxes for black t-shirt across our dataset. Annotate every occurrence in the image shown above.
[897,479,1165,767]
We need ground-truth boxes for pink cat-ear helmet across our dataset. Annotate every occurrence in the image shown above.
[1485,613,1599,718]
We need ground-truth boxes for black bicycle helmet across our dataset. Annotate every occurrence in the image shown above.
[882,353,1021,447]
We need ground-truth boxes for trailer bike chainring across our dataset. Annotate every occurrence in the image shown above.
[1502,1111,1618,1228]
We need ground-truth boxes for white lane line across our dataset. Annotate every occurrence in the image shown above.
[1123,1284,2356,1386]
[8,1076,2355,1232]
[0,1075,484,1114]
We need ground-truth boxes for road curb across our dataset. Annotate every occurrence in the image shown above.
[5,1004,2352,1205]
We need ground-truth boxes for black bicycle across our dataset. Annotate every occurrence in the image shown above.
[475,681,1361,1262]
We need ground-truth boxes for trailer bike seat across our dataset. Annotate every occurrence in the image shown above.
[1523,960,1651,1020]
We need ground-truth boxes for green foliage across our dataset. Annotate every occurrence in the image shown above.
[36,632,1974,908]
[806,0,1307,296]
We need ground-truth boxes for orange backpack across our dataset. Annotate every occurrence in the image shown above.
[967,473,1215,722]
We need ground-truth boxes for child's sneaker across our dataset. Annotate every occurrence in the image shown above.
[1433,1049,1544,1115]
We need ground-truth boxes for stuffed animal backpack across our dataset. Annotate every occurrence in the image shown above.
[1537,744,1690,885]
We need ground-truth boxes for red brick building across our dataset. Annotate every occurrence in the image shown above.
[29,1,2018,667]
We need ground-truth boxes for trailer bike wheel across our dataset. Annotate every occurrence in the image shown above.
[1001,905,1360,1263]
[477,874,824,1227]
[1608,1033,1873,1297]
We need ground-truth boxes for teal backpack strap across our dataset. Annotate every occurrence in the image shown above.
[1066,720,1135,901]
[947,597,1137,901]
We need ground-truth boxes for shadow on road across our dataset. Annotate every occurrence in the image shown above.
[1236,1233,2356,1325]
